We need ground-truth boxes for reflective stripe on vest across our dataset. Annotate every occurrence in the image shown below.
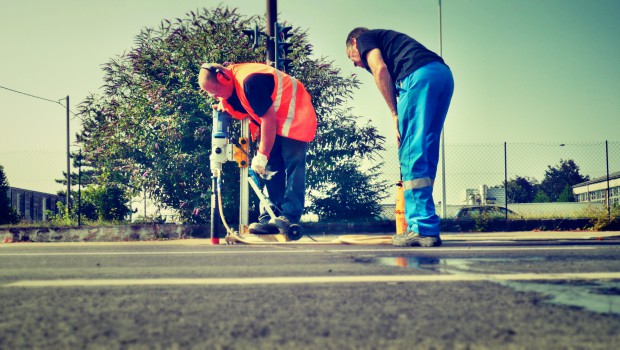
[281,75,298,137]
[403,177,432,190]
[273,69,284,111]
[273,69,299,137]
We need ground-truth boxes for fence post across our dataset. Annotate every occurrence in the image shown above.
[78,149,82,226]
[606,140,610,221]
[504,142,508,221]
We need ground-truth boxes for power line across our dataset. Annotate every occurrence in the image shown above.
[0,84,64,105]
[0,84,82,120]
[1,84,75,208]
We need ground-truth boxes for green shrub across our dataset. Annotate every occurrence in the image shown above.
[583,203,620,231]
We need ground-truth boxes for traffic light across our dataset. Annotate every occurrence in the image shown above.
[274,22,293,72]
[242,24,266,49]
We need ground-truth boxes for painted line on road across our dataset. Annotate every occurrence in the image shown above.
[4,272,620,288]
[0,246,598,257]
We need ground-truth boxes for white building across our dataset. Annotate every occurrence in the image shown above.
[572,171,620,207]
[462,185,506,206]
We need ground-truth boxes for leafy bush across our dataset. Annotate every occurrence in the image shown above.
[584,203,620,231]
[44,185,132,226]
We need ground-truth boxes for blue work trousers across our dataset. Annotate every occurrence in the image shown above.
[259,135,308,223]
[397,61,454,236]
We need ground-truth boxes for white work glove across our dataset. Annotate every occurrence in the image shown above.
[251,152,269,175]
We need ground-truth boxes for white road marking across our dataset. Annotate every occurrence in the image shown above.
[0,246,598,257]
[5,272,620,288]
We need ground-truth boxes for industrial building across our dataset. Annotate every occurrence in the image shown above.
[6,187,63,222]
[572,171,620,207]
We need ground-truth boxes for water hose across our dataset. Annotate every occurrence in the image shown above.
[216,175,235,237]
[334,235,393,245]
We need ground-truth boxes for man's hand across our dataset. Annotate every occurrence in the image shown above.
[393,114,401,147]
[212,103,225,111]
[251,152,269,175]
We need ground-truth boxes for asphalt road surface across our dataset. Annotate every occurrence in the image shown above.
[1,234,620,349]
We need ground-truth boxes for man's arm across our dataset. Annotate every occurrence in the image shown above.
[257,105,277,157]
[241,73,277,156]
[365,48,400,145]
[366,48,397,115]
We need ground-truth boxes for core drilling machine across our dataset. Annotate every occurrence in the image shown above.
[208,109,303,243]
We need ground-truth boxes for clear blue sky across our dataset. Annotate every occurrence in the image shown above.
[1,0,619,195]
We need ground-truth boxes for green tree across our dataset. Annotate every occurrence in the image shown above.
[505,175,539,203]
[309,161,389,221]
[539,159,589,202]
[77,6,385,223]
[532,189,550,203]
[0,165,20,225]
[56,151,97,190]
[557,185,575,202]
[55,151,132,222]
[81,185,133,222]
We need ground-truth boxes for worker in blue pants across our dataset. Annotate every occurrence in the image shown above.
[345,27,454,247]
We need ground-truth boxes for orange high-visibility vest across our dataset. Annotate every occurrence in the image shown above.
[219,63,317,142]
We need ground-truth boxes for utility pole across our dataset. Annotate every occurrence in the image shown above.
[239,0,278,234]
[66,95,71,217]
[266,0,277,63]
[237,0,278,234]
[0,86,72,217]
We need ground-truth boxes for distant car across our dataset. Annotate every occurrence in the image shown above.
[454,206,520,220]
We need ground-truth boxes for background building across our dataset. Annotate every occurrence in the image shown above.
[572,171,620,207]
[6,187,63,222]
[462,185,506,206]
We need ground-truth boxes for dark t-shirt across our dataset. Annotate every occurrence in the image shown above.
[226,73,274,117]
[356,29,445,82]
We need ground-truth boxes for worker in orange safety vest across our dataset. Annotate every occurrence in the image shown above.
[198,62,317,234]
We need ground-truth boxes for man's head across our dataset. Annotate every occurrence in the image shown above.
[345,27,369,68]
[198,63,234,99]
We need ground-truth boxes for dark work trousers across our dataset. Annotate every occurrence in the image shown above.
[258,135,309,223]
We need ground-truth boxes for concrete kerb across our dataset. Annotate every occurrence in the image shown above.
[0,224,205,243]
[1,224,620,244]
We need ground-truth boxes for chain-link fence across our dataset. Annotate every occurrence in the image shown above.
[1,150,66,222]
[0,150,173,223]
[379,141,620,220]
[0,150,66,193]
[3,141,620,223]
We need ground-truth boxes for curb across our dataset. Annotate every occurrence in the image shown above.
[2,224,620,244]
[1,224,205,243]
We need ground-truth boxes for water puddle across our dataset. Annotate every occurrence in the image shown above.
[498,280,620,316]
[377,256,441,271]
[376,257,620,316]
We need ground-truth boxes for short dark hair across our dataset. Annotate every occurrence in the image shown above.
[346,27,369,47]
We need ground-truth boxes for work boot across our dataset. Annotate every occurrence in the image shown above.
[270,216,292,232]
[392,231,442,247]
[248,217,279,235]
